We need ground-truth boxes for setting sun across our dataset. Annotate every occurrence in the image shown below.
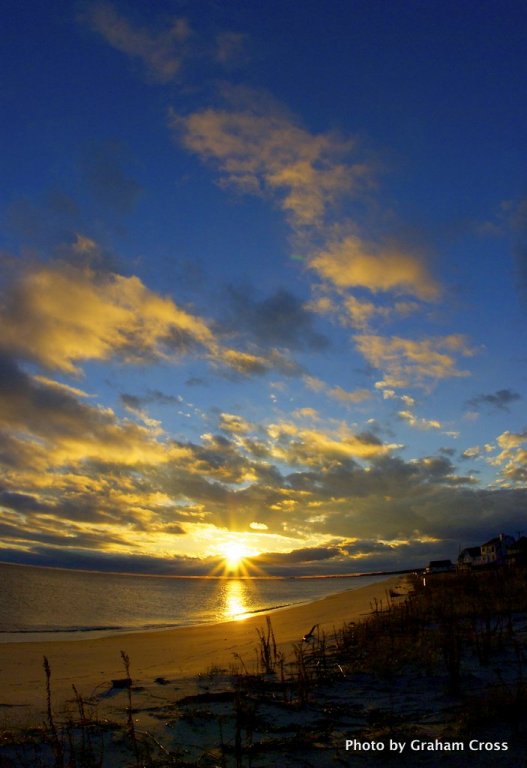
[220,541,251,571]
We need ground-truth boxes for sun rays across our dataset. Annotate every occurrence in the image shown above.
[206,535,267,578]
[220,541,251,571]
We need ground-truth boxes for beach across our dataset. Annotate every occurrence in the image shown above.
[2,570,527,767]
[0,575,405,731]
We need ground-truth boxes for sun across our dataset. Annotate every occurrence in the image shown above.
[220,541,250,571]
[208,536,265,578]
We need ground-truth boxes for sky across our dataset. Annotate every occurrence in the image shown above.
[1,0,527,576]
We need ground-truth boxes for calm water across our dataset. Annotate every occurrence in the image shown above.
[0,562,389,642]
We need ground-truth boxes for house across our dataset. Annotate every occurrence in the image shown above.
[458,533,521,571]
[506,536,527,566]
[458,546,482,570]
[480,533,515,566]
[425,559,455,574]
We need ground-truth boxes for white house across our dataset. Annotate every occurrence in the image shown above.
[480,534,515,566]
[458,546,482,570]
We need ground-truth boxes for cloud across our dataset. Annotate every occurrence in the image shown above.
[1,255,314,391]
[303,375,326,393]
[1,260,215,375]
[216,347,303,378]
[253,545,343,565]
[32,376,95,399]
[249,521,268,531]
[222,286,329,351]
[282,454,485,542]
[121,390,183,411]
[0,354,188,468]
[218,413,253,435]
[0,356,212,556]
[0,490,52,514]
[461,446,482,459]
[171,95,370,227]
[398,410,441,430]
[467,388,521,412]
[309,234,440,300]
[0,548,202,576]
[309,290,422,332]
[266,421,400,466]
[184,434,259,485]
[495,430,527,453]
[327,386,372,404]
[292,407,319,419]
[1,360,526,572]
[341,295,391,329]
[490,429,527,484]
[301,376,373,407]
[382,389,416,407]
[84,3,190,82]
[354,333,474,388]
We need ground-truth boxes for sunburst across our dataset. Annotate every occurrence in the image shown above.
[220,541,251,572]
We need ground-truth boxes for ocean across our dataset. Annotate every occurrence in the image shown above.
[0,562,389,643]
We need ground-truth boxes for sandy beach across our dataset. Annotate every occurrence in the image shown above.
[2,570,527,768]
[0,575,405,731]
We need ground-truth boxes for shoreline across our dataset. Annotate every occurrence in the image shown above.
[0,574,407,730]
[0,571,397,645]
[0,559,415,579]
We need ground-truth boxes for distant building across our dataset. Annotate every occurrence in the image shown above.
[480,534,515,566]
[506,536,527,567]
[425,559,455,574]
[458,546,482,570]
[458,533,523,571]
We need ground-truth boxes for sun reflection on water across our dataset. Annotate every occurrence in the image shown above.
[222,579,254,621]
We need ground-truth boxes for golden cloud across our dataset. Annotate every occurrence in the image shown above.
[0,358,195,474]
[249,521,269,530]
[496,430,527,453]
[172,105,369,227]
[216,348,270,375]
[2,255,311,382]
[354,333,473,387]
[397,410,441,430]
[218,412,253,434]
[309,234,440,300]
[342,295,391,328]
[212,347,302,377]
[490,430,527,483]
[2,261,215,374]
[303,375,326,392]
[327,386,372,404]
[291,407,319,419]
[266,421,399,465]
[31,376,95,399]
[301,375,373,406]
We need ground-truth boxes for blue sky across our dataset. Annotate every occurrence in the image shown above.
[1,0,526,575]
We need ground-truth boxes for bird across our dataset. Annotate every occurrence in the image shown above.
[302,624,318,642]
